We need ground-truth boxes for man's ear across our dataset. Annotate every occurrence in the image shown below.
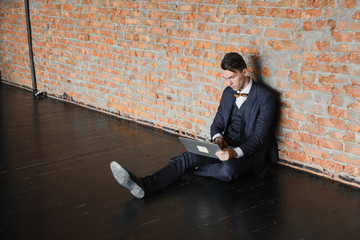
[243,68,250,77]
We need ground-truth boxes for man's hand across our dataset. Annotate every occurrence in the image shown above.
[214,137,228,150]
[215,148,238,161]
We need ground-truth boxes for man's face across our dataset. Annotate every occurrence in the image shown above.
[222,68,249,92]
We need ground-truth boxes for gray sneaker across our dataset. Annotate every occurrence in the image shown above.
[110,161,145,199]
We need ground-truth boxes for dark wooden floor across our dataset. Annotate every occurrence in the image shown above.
[1,83,360,240]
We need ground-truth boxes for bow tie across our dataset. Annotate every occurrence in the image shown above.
[234,93,248,98]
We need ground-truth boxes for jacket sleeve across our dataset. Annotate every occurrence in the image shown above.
[210,88,229,139]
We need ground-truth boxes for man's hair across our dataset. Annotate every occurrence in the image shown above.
[221,52,247,72]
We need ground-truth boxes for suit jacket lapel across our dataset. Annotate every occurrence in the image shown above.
[239,81,258,116]
[223,88,236,132]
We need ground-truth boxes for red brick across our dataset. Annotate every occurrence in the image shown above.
[347,100,360,110]
[110,1,123,7]
[219,25,241,34]
[303,145,331,159]
[346,144,360,156]
[329,131,355,142]
[265,29,290,39]
[285,90,311,100]
[205,15,224,23]
[143,2,158,9]
[314,42,330,51]
[317,117,347,130]
[303,21,312,31]
[303,9,322,19]
[331,31,354,42]
[306,0,335,8]
[251,0,276,7]
[252,18,274,27]
[305,125,327,136]
[331,95,344,106]
[280,118,299,130]
[314,20,327,30]
[327,20,337,30]
[288,110,306,121]
[342,0,357,8]
[268,40,300,51]
[124,1,140,8]
[333,44,353,53]
[126,18,141,25]
[313,136,343,151]
[177,4,196,12]
[333,153,360,166]
[277,21,295,29]
[345,165,360,177]
[150,27,165,35]
[328,106,353,120]
[353,11,360,20]
[176,120,192,129]
[287,151,313,164]
[344,85,360,98]
[198,5,217,13]
[267,8,301,19]
[314,158,344,172]
[237,46,260,55]
[188,116,206,126]
[195,40,213,49]
[290,71,316,81]
[63,4,73,11]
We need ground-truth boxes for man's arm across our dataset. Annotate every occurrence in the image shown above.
[215,92,276,161]
[210,87,232,138]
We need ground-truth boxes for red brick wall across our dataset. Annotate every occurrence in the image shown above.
[1,0,359,187]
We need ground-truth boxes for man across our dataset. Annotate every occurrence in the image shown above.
[110,52,279,199]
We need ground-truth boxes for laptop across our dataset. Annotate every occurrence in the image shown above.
[178,137,221,158]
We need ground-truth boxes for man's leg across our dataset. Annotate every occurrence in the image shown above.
[141,152,220,193]
[110,152,219,198]
[193,156,253,182]
[110,162,145,199]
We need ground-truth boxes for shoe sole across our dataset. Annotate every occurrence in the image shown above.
[110,161,145,199]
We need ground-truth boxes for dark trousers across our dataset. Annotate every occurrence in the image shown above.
[141,152,253,193]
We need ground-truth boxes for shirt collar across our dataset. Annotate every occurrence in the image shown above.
[236,78,253,94]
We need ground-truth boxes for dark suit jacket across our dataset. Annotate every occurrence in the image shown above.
[211,81,279,177]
